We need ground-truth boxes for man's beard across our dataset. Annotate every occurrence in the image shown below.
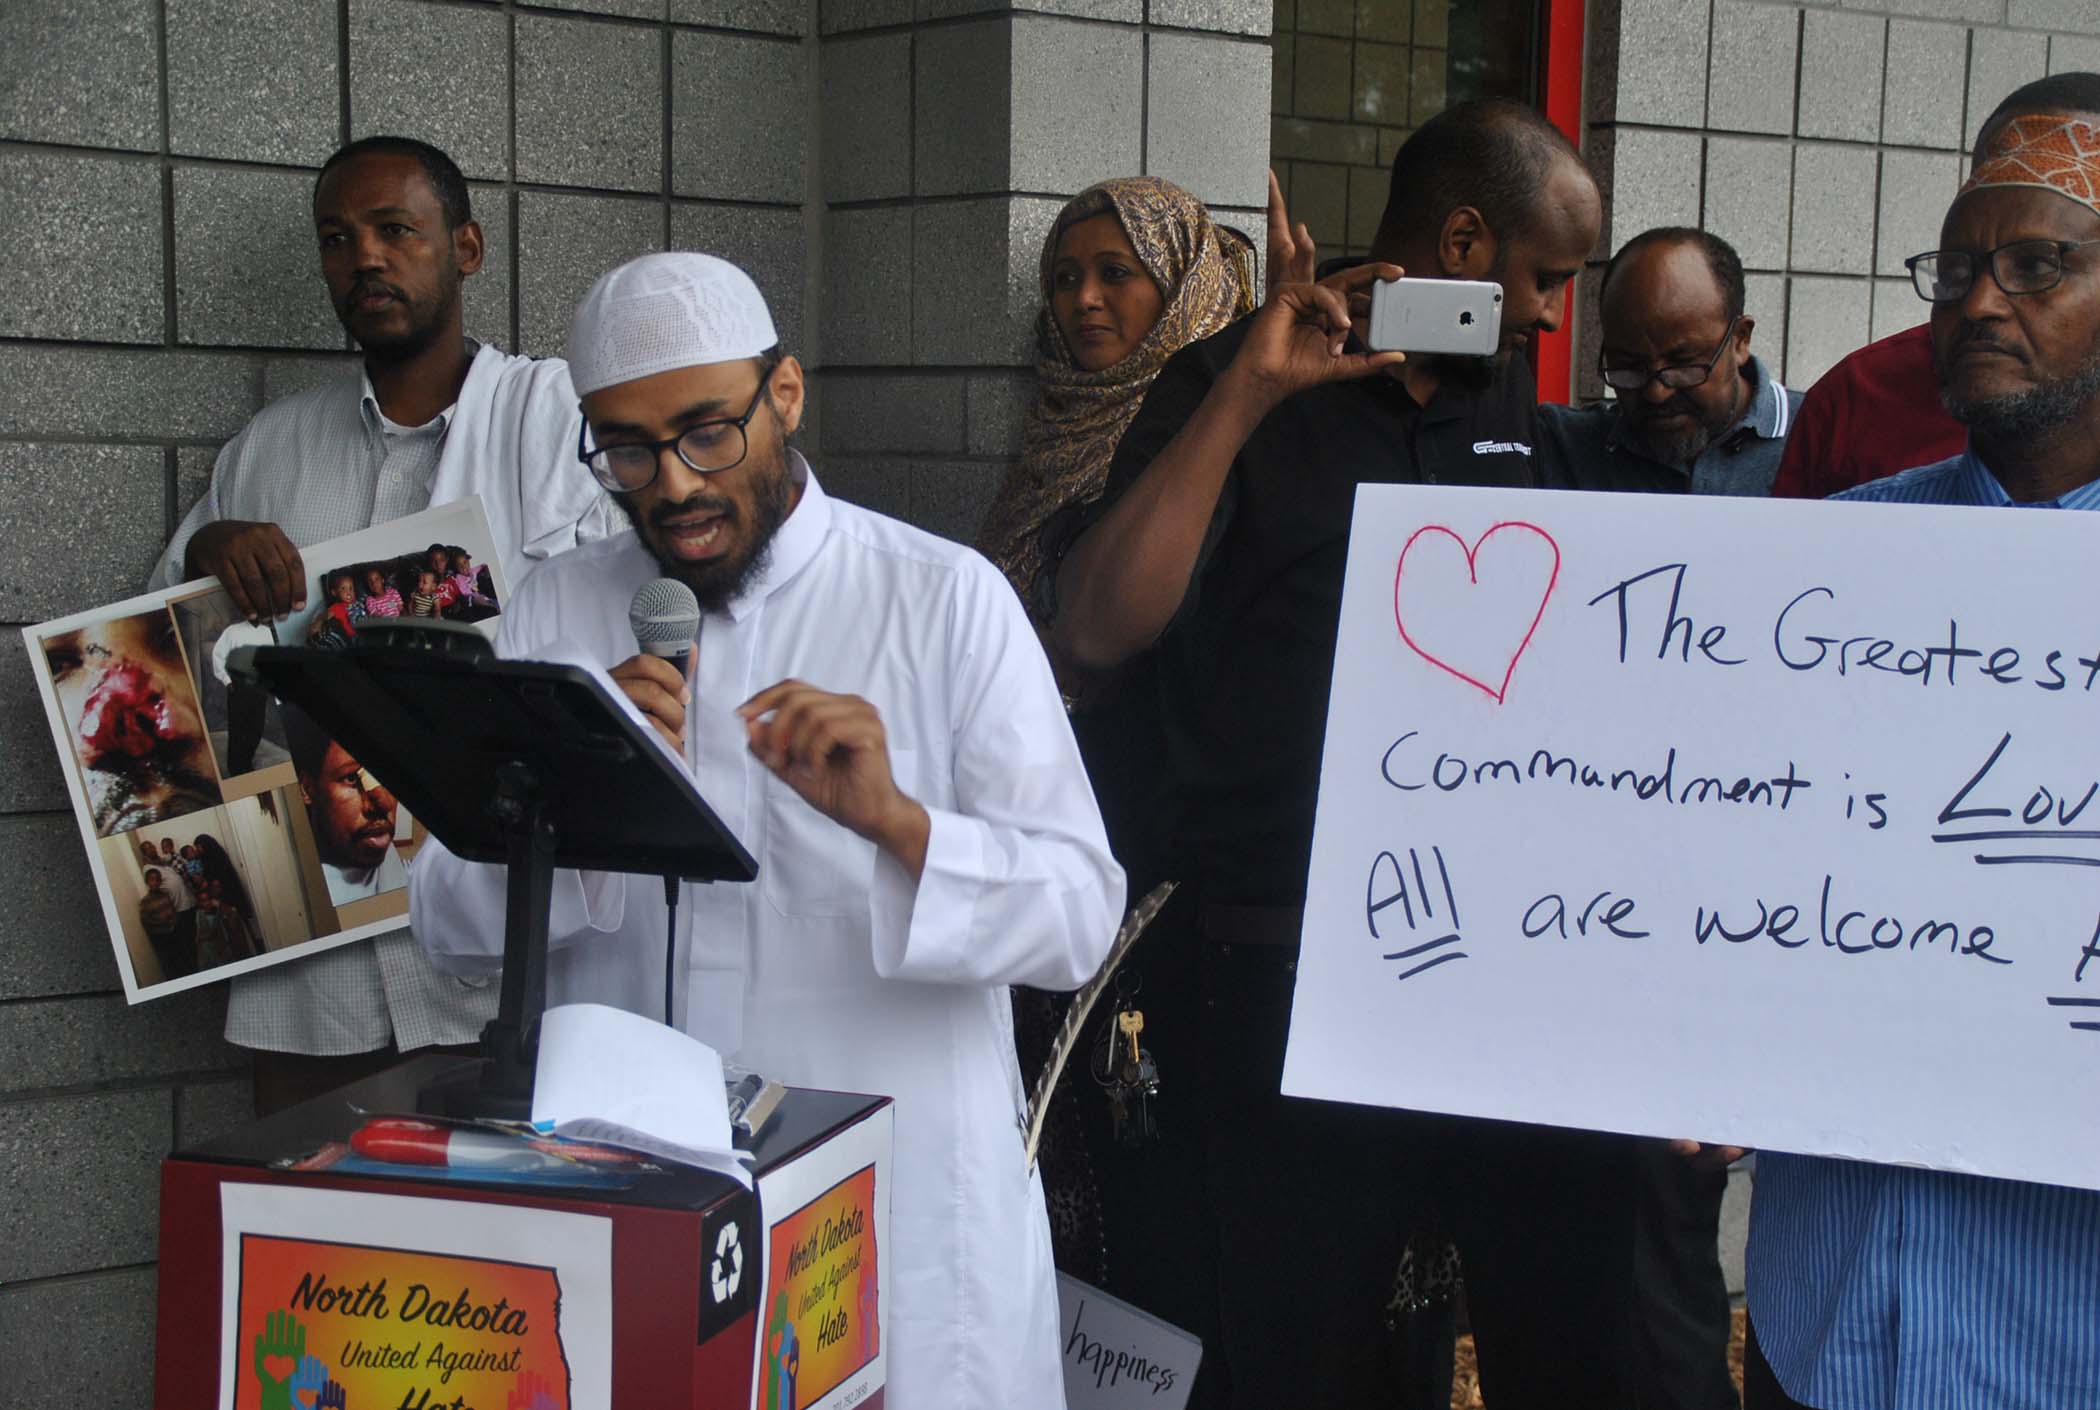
[619,431,795,613]
[1628,389,1742,468]
[1942,345,2100,441]
[338,268,459,364]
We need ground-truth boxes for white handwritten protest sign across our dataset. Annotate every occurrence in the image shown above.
[1057,1274,1200,1409]
[1281,484,2100,1193]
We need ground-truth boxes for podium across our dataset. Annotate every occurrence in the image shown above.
[153,1056,892,1409]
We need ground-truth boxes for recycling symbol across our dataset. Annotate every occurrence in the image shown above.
[711,1220,744,1303]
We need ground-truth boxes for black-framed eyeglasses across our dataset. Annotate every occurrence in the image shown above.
[577,364,775,492]
[1905,238,2100,304]
[1598,316,1740,393]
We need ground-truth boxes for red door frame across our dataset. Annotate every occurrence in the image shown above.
[1536,0,1587,404]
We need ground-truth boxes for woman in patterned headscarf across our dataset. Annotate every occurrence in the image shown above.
[977,176,1256,626]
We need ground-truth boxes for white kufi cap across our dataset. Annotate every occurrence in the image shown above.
[565,252,779,397]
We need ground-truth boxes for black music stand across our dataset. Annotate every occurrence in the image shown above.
[232,623,756,1119]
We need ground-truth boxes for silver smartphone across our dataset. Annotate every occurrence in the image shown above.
[1366,277,1504,356]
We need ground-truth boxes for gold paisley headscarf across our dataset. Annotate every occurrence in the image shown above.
[977,176,1256,617]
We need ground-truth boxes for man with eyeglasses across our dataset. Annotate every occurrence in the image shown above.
[1539,227,1800,497]
[146,134,615,1117]
[1738,109,2100,1410]
[411,252,1124,1410]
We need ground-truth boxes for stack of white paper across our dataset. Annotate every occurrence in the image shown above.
[531,1002,751,1187]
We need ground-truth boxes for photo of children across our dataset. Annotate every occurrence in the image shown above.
[97,788,333,990]
[40,607,224,839]
[25,497,511,1002]
[169,590,293,786]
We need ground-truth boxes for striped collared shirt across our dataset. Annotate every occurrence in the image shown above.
[1746,442,2100,1410]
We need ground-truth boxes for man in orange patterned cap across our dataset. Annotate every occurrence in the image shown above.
[1741,75,2100,1410]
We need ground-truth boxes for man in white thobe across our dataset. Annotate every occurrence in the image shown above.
[410,253,1123,1408]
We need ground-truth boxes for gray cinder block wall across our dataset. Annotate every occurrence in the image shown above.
[0,0,1269,1396]
[1579,0,2100,400]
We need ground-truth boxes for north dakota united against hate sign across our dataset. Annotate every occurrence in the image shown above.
[1281,484,2100,1193]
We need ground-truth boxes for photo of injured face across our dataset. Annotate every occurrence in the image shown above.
[42,608,223,838]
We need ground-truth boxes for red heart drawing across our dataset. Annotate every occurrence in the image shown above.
[262,1354,296,1382]
[1392,521,1560,703]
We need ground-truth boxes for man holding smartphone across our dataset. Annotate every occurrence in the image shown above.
[1045,100,1647,1408]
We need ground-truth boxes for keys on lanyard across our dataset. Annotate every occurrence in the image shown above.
[1100,998,1160,1147]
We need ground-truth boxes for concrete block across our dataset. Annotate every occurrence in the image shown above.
[0,347,261,441]
[2054,35,2100,76]
[174,165,344,350]
[1785,275,1870,392]
[1378,125,1410,168]
[915,20,1012,196]
[349,0,512,182]
[1353,41,1409,125]
[1356,0,1408,42]
[0,444,171,621]
[1292,35,1352,121]
[261,353,362,403]
[529,0,665,16]
[1273,33,1295,115]
[1286,161,1348,258]
[913,197,1064,364]
[1294,0,1351,35]
[1149,0,1271,35]
[1413,0,1447,46]
[1347,162,1386,250]
[0,992,241,1096]
[1703,136,1792,271]
[166,0,339,165]
[1882,20,1967,151]
[966,371,1034,457]
[1718,1163,1749,1297]
[1407,44,1446,126]
[517,190,665,356]
[1871,276,1927,341]
[823,206,913,365]
[1274,0,1293,32]
[1147,33,1272,208]
[1584,0,1709,129]
[820,373,968,454]
[178,1076,258,1147]
[1875,149,1959,278]
[0,638,70,815]
[516,12,663,193]
[1837,0,1994,16]
[0,1266,158,1406]
[819,0,912,31]
[463,183,515,352]
[1797,10,1884,142]
[0,0,159,150]
[176,444,218,527]
[1572,263,1605,403]
[0,151,163,345]
[0,1089,172,1281]
[1967,28,2049,153]
[0,816,126,1000]
[672,0,805,30]
[1595,126,1703,254]
[669,202,806,350]
[1744,271,1787,386]
[1012,21,1144,195]
[672,32,807,203]
[1789,144,1876,275]
[814,455,912,519]
[1707,1,1799,137]
[822,33,912,202]
[920,0,1139,19]
[2011,0,2100,33]
[911,461,1003,545]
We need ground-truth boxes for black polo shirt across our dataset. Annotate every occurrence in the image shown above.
[1071,318,1540,907]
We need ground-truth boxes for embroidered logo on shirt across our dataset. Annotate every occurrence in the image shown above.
[1472,440,1534,456]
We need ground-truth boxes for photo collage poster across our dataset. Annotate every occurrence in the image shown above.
[24,498,511,1003]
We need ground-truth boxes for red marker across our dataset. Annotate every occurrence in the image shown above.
[351,1118,573,1172]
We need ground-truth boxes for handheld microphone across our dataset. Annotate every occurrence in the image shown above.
[629,577,701,681]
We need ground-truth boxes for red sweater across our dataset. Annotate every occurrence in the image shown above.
[1770,323,1967,499]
